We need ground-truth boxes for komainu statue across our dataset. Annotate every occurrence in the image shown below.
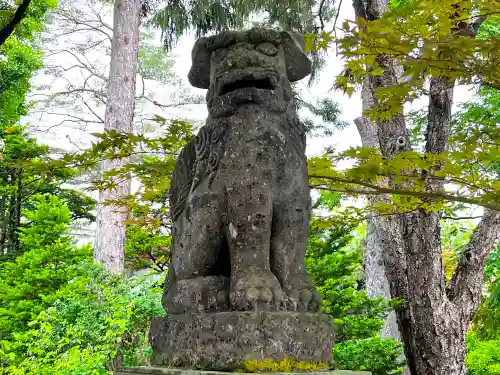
[149,28,334,369]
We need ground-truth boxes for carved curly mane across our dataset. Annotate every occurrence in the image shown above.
[169,138,196,221]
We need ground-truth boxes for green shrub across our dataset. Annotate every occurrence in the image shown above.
[466,334,500,375]
[0,194,165,374]
[125,224,171,271]
[466,244,500,375]
[306,212,389,342]
[7,271,164,375]
[333,337,405,375]
[0,194,92,343]
[306,192,404,375]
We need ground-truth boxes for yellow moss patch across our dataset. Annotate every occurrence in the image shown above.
[244,356,329,373]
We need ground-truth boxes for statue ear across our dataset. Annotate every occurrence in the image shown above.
[188,37,211,89]
[280,31,312,82]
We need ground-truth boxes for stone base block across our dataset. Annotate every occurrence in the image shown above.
[149,312,334,370]
[116,368,371,375]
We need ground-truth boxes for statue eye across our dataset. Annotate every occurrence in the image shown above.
[256,42,277,56]
[211,48,228,61]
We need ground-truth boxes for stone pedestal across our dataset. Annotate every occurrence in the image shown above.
[149,312,334,370]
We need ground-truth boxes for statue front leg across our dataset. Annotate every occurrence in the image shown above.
[225,181,284,311]
[271,185,322,312]
[163,192,230,314]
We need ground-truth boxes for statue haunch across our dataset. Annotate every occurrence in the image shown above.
[164,28,322,314]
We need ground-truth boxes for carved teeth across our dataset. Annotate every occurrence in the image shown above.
[216,70,278,96]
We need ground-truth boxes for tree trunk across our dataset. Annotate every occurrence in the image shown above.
[351,2,500,375]
[10,167,23,255]
[94,0,140,274]
[352,15,408,368]
[354,95,402,342]
[0,175,9,256]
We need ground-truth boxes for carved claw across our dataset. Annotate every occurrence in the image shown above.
[283,276,322,312]
[231,284,285,311]
[230,268,284,311]
[285,294,299,311]
[164,276,229,314]
[299,289,313,311]
[308,290,322,312]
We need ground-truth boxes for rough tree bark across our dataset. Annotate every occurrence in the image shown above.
[355,83,402,341]
[94,0,141,274]
[352,0,406,359]
[351,1,500,375]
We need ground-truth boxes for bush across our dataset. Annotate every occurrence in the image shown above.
[466,244,500,374]
[466,334,500,375]
[7,271,165,375]
[333,337,405,375]
[0,194,165,374]
[125,224,171,271]
[0,194,92,345]
[306,191,404,375]
[306,214,390,342]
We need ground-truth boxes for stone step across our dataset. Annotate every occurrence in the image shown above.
[115,368,371,375]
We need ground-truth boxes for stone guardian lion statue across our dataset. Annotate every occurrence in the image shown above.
[163,27,322,314]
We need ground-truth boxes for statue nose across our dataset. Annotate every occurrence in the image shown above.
[222,49,262,71]
[223,55,245,70]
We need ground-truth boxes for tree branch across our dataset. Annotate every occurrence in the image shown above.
[441,215,484,221]
[309,175,500,211]
[447,208,500,318]
[56,8,113,42]
[0,0,32,47]
[317,0,326,31]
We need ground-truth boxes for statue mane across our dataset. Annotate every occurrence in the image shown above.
[169,138,196,221]
[169,103,306,222]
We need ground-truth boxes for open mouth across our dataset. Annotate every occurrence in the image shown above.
[218,77,275,96]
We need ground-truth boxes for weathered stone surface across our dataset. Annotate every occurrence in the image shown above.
[149,312,334,370]
[165,26,319,315]
[115,369,371,375]
[151,27,335,372]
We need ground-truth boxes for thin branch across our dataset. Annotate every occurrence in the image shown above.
[46,48,108,82]
[34,88,107,103]
[317,0,327,31]
[56,9,113,41]
[82,100,105,123]
[442,215,484,221]
[31,112,103,133]
[333,0,343,43]
[308,175,500,211]
[92,6,113,31]
[0,0,32,47]
[147,250,167,272]
[137,94,205,110]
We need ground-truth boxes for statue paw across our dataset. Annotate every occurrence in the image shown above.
[284,277,322,312]
[230,268,285,311]
[163,276,230,314]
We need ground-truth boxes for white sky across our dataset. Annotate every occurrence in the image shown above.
[25,0,475,155]
[149,1,475,156]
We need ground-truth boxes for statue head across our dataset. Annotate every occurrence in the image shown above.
[188,28,312,117]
